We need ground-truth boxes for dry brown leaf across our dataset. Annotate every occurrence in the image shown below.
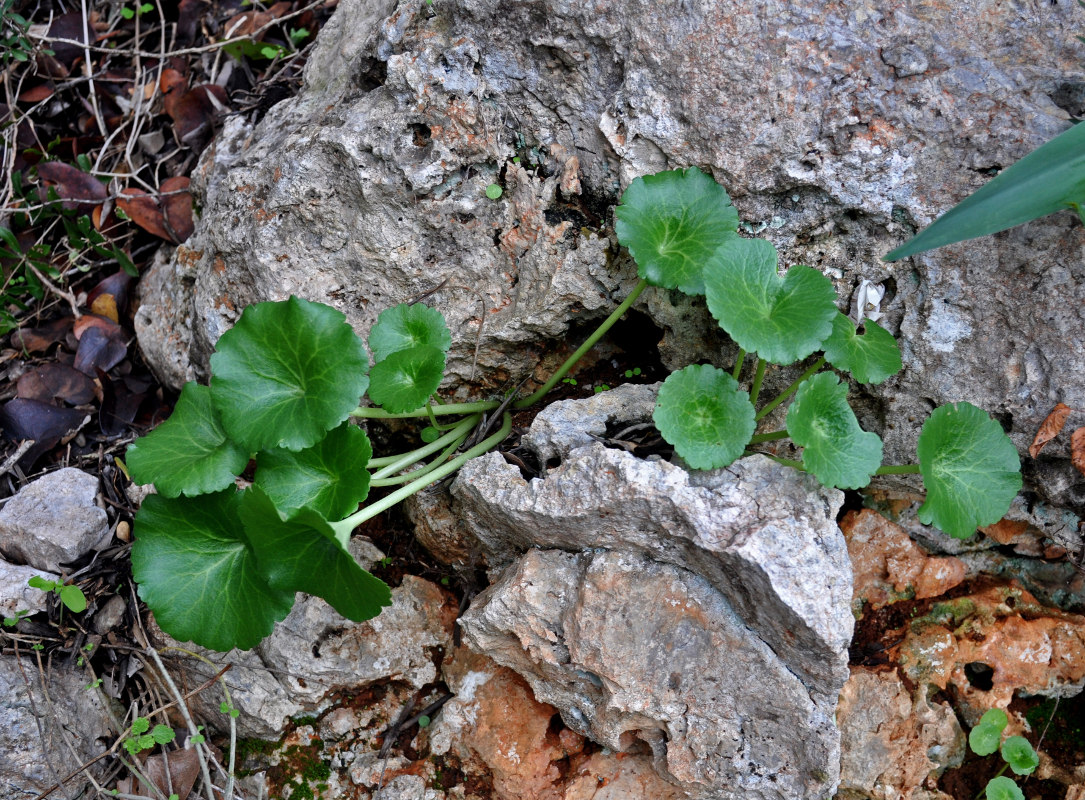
[116,178,194,243]
[1072,427,1085,477]
[1029,402,1073,458]
[18,84,54,103]
[37,161,109,210]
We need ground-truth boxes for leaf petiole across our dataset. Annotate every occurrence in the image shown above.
[351,400,500,419]
[755,357,826,421]
[749,358,767,405]
[749,430,789,444]
[732,349,746,381]
[333,413,513,533]
[370,423,476,487]
[369,416,479,480]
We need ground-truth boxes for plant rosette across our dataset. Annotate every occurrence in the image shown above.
[967,708,1039,800]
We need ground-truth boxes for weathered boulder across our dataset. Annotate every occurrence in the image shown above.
[137,0,1085,507]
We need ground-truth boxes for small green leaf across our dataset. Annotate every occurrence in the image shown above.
[969,708,1008,756]
[368,345,446,413]
[120,6,135,18]
[151,724,175,745]
[885,121,1085,261]
[239,488,392,622]
[704,237,838,364]
[485,183,503,199]
[418,714,431,728]
[1001,736,1039,776]
[58,584,87,613]
[917,403,1022,539]
[652,364,755,470]
[368,303,452,362]
[615,166,740,295]
[985,777,1024,800]
[420,426,440,443]
[131,491,295,651]
[131,717,150,735]
[127,382,250,497]
[255,423,372,519]
[786,372,883,489]
[210,297,370,452]
[27,576,56,592]
[821,313,903,385]
[190,733,206,744]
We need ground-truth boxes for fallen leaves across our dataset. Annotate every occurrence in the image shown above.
[1029,402,1073,458]
[1073,428,1085,478]
[116,177,195,243]
[36,161,108,210]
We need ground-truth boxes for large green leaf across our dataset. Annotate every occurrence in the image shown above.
[126,382,249,497]
[615,167,740,295]
[209,296,369,452]
[239,488,392,622]
[786,372,883,489]
[705,237,838,364]
[885,121,1085,261]
[254,422,373,519]
[969,708,1007,756]
[821,313,903,385]
[917,403,1022,539]
[131,491,294,651]
[652,364,755,470]
[368,303,451,362]
[368,344,446,413]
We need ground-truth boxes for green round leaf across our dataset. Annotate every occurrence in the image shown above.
[821,313,903,385]
[239,488,392,623]
[368,303,452,362]
[985,777,1024,800]
[130,718,150,735]
[652,364,755,470]
[131,491,295,651]
[615,167,740,295]
[127,382,249,497]
[786,372,883,489]
[209,296,369,452]
[1001,736,1039,776]
[151,724,176,745]
[969,708,1008,756]
[368,345,446,413]
[704,237,838,364]
[58,584,87,613]
[420,426,440,443]
[485,183,503,199]
[917,403,1023,539]
[255,423,372,520]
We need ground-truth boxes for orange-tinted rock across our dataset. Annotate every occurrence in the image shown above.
[841,509,966,610]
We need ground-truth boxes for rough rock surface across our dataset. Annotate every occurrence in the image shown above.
[836,668,965,800]
[137,0,1085,507]
[0,561,57,621]
[461,548,842,800]
[0,468,108,572]
[148,572,457,739]
[0,656,112,795]
[452,385,852,698]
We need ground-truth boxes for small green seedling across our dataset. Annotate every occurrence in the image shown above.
[123,716,176,755]
[485,183,503,200]
[220,701,240,719]
[28,576,87,614]
[3,609,30,626]
[885,120,1085,260]
[119,3,154,19]
[968,708,1039,800]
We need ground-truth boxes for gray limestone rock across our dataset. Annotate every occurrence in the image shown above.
[460,548,841,800]
[135,0,1085,501]
[0,561,57,622]
[0,656,113,795]
[0,468,109,572]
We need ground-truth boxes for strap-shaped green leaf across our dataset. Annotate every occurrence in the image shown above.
[615,167,740,295]
[209,296,369,452]
[254,422,372,520]
[886,121,1085,261]
[786,372,883,489]
[239,488,392,622]
[127,382,249,497]
[131,491,294,652]
[705,237,837,365]
[821,313,902,385]
[368,303,451,362]
[917,403,1022,539]
[653,364,755,470]
[368,344,445,413]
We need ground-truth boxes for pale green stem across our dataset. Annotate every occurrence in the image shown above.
[755,357,826,422]
[370,426,472,487]
[426,402,462,431]
[732,349,746,381]
[370,416,479,480]
[875,463,922,475]
[755,452,805,471]
[749,358,767,405]
[351,400,499,419]
[332,413,513,535]
[514,278,650,409]
[749,430,788,444]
